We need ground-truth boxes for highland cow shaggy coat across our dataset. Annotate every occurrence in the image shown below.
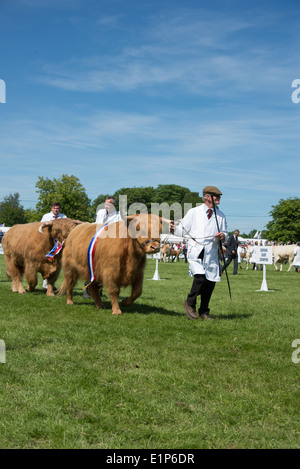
[2,218,82,295]
[59,214,162,315]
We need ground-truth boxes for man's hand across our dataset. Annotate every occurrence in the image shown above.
[215,232,225,241]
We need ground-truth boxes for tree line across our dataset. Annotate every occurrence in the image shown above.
[0,174,299,242]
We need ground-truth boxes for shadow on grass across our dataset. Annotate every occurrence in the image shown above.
[63,290,182,317]
[216,312,253,320]
[58,290,254,319]
[122,303,182,317]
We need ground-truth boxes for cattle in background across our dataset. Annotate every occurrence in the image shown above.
[2,218,82,295]
[59,214,162,315]
[160,243,181,262]
[273,244,297,272]
[238,245,247,268]
[243,245,253,269]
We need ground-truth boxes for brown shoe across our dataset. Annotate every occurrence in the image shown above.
[199,313,214,320]
[184,300,198,320]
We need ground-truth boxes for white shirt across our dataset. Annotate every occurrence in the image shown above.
[41,212,67,222]
[95,208,122,225]
[293,246,300,266]
[174,204,228,282]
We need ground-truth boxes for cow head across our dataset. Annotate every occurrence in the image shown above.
[126,214,162,254]
[39,218,83,243]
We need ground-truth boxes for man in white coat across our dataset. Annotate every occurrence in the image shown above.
[95,196,122,225]
[170,186,228,320]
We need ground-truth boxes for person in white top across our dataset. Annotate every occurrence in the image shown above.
[41,202,67,290]
[170,185,228,320]
[84,196,122,298]
[41,202,67,222]
[95,197,122,225]
[293,242,300,272]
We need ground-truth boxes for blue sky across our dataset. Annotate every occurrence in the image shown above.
[0,0,299,234]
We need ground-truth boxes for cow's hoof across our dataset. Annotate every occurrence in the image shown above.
[121,298,131,307]
[112,310,122,315]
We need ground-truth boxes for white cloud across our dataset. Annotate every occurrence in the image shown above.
[34,9,294,96]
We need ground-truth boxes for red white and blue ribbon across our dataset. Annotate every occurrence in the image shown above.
[46,238,63,261]
[87,223,108,283]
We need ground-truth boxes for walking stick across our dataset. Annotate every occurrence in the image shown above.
[210,194,232,300]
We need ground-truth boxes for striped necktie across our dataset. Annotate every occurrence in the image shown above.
[207,209,213,219]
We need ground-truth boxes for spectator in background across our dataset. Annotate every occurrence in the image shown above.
[95,197,121,225]
[182,242,188,263]
[222,229,240,275]
[293,242,300,272]
[41,202,67,222]
[84,196,122,299]
[41,202,67,290]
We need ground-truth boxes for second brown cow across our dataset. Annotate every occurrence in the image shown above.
[2,218,82,295]
[59,214,162,315]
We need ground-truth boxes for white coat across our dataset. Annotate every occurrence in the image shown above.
[174,203,228,282]
[95,208,122,225]
[293,246,300,266]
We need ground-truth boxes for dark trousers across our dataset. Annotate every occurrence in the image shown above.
[187,274,216,314]
[222,254,238,275]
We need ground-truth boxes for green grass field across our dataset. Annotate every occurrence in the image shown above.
[0,254,299,449]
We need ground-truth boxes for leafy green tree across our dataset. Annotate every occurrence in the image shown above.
[239,232,250,239]
[153,184,191,205]
[35,174,93,222]
[181,191,202,205]
[24,208,40,223]
[152,185,200,220]
[91,194,111,218]
[260,229,268,239]
[108,184,199,214]
[266,197,300,243]
[0,193,27,226]
[248,229,258,239]
[113,187,156,212]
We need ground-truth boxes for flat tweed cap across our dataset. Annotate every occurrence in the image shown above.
[203,185,223,196]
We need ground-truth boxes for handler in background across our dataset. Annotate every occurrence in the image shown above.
[95,196,121,225]
[84,196,122,299]
[222,229,240,275]
[170,186,228,320]
[41,201,67,222]
[41,201,67,291]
